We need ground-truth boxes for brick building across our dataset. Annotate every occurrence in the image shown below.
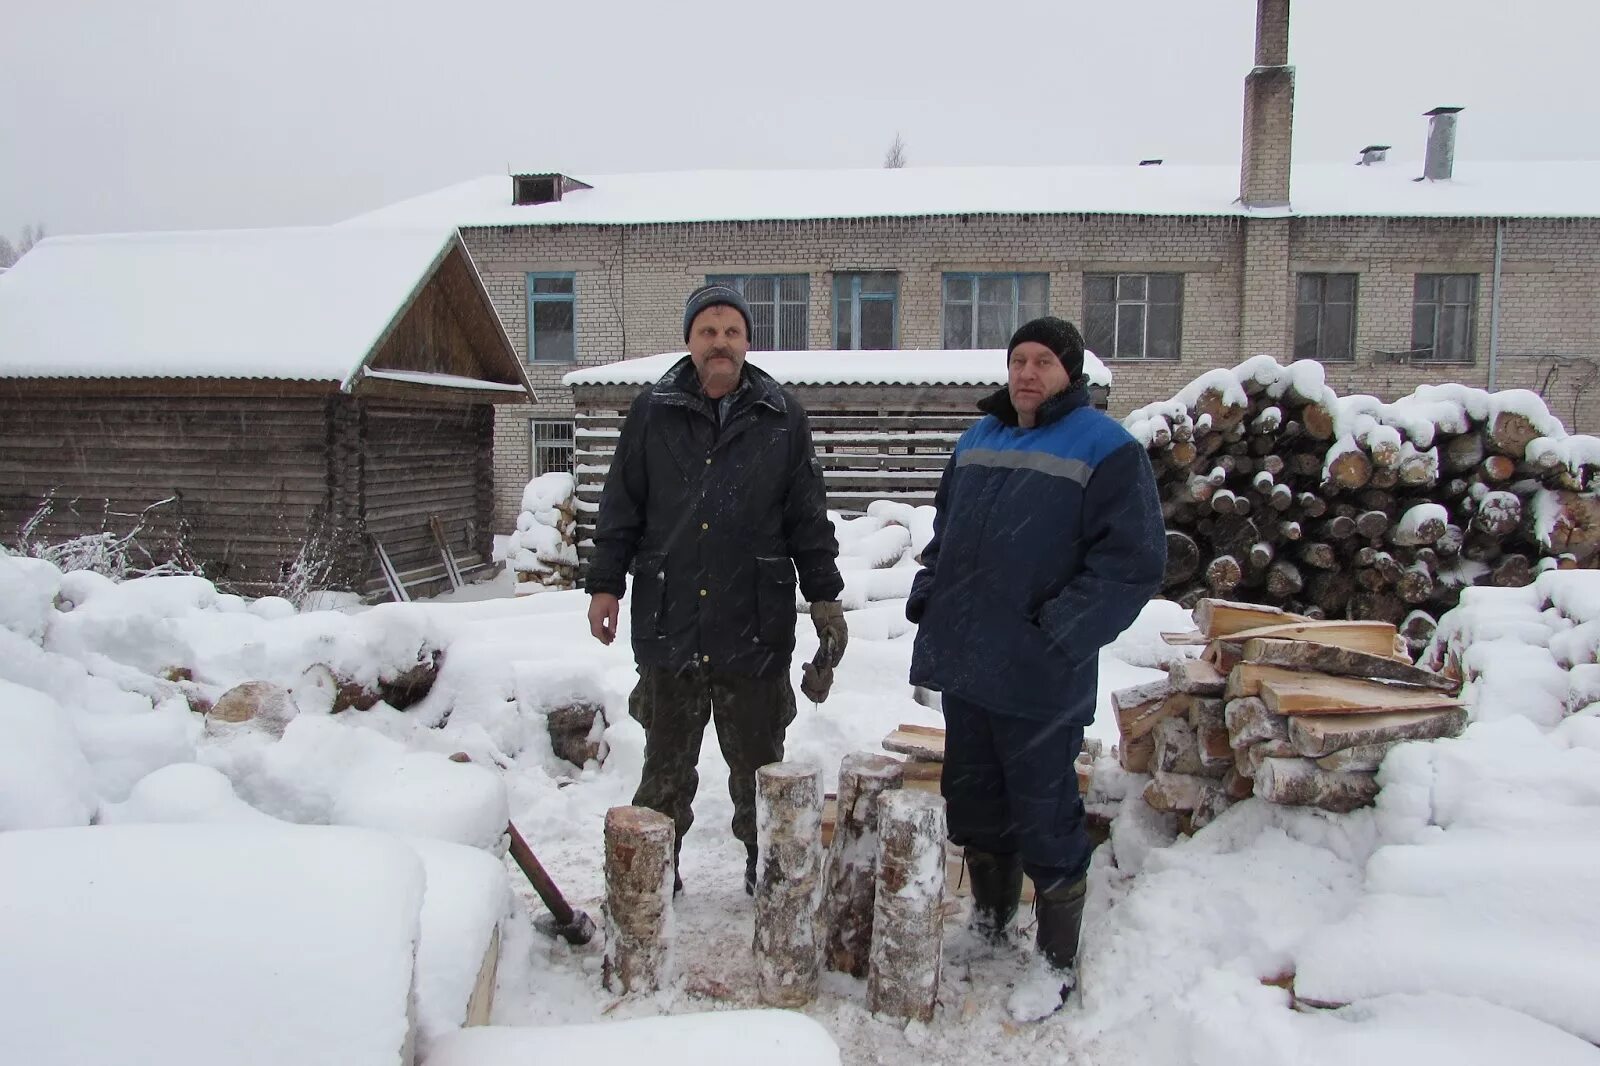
[351,0,1600,531]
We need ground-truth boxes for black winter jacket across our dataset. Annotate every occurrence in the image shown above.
[585,357,844,677]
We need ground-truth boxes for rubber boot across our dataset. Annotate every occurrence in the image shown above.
[743,843,758,897]
[965,847,1024,943]
[1035,875,1087,973]
[673,838,684,896]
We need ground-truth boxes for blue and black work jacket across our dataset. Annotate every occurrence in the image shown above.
[907,383,1165,722]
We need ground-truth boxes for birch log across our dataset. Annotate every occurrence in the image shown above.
[867,790,947,1023]
[602,806,675,994]
[754,762,824,1008]
[823,753,905,978]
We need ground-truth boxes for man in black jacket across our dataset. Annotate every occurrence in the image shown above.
[585,283,847,896]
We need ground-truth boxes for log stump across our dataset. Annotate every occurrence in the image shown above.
[754,762,824,1008]
[822,753,905,978]
[867,790,947,1023]
[602,806,675,995]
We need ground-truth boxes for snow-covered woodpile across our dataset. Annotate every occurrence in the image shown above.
[1114,599,1466,828]
[1124,357,1600,645]
[508,473,579,593]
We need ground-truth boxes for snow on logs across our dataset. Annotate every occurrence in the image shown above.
[602,806,675,995]
[866,789,947,1024]
[754,763,825,1008]
[1125,357,1600,649]
[1116,599,1466,827]
[822,753,905,979]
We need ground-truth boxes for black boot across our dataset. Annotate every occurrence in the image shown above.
[743,843,759,896]
[673,839,684,896]
[965,847,1024,943]
[1034,875,1087,973]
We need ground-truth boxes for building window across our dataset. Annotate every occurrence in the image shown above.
[1412,274,1478,362]
[706,274,809,350]
[526,273,576,363]
[832,272,899,350]
[1294,273,1357,362]
[942,273,1048,349]
[530,420,575,477]
[1083,273,1182,359]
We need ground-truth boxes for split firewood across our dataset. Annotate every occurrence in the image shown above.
[1193,598,1308,638]
[1254,758,1380,813]
[1190,783,1233,831]
[883,725,945,762]
[1257,673,1462,716]
[1153,717,1206,776]
[1286,707,1468,758]
[1222,766,1255,800]
[1314,743,1395,773]
[1224,695,1288,750]
[1143,771,1209,813]
[1238,638,1459,692]
[1168,658,1228,696]
[1245,738,1299,776]
[1220,620,1402,659]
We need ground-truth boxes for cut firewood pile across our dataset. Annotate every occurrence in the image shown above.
[509,472,580,593]
[1114,598,1467,828]
[1123,356,1600,649]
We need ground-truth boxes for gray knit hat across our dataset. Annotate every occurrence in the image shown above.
[683,283,755,343]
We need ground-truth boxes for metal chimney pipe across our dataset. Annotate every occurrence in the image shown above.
[1424,107,1463,181]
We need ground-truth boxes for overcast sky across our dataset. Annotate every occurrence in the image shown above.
[2,0,1595,239]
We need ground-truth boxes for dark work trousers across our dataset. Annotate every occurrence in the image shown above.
[940,692,1091,893]
[628,664,797,852]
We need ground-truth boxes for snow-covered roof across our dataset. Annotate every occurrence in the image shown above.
[562,348,1113,390]
[348,161,1600,229]
[0,226,519,389]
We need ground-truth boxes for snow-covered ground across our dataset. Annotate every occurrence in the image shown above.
[1,539,1598,1066]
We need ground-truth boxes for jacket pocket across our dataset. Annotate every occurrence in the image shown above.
[755,555,798,646]
[631,552,667,640]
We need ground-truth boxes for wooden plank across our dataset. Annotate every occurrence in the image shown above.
[1112,679,1175,741]
[1225,662,1321,701]
[1258,675,1462,716]
[1193,599,1310,638]
[1220,620,1401,660]
[1240,638,1459,692]
[883,729,945,762]
[896,723,946,738]
[1161,630,1209,646]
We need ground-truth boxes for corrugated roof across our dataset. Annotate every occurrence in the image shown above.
[346,161,1600,229]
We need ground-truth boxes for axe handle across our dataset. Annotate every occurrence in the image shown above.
[506,820,577,928]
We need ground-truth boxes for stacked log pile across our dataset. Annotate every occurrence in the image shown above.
[509,473,579,593]
[1114,599,1466,828]
[1124,357,1600,650]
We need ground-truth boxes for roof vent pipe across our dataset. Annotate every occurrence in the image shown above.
[1139,158,1164,166]
[1357,145,1390,165]
[1423,107,1463,181]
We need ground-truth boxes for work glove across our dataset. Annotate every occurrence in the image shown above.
[809,600,848,668]
[800,660,834,704]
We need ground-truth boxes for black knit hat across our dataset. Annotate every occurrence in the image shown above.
[1007,316,1086,379]
[683,283,755,343]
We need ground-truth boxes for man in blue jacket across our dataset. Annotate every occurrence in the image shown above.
[906,317,1164,1012]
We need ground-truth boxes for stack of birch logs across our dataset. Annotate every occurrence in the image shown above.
[1113,599,1466,830]
[1124,357,1600,652]
[510,472,580,593]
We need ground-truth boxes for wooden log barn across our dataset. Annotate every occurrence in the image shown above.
[563,349,1110,547]
[0,226,534,598]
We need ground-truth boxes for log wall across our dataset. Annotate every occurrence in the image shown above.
[0,389,329,590]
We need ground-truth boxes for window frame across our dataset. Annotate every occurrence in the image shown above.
[1082,272,1183,360]
[529,419,575,478]
[1411,273,1479,364]
[940,272,1050,350]
[705,273,810,350]
[831,271,900,350]
[1293,272,1359,363]
[525,272,577,364]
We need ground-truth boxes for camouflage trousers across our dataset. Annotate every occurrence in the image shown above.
[628,665,797,851]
